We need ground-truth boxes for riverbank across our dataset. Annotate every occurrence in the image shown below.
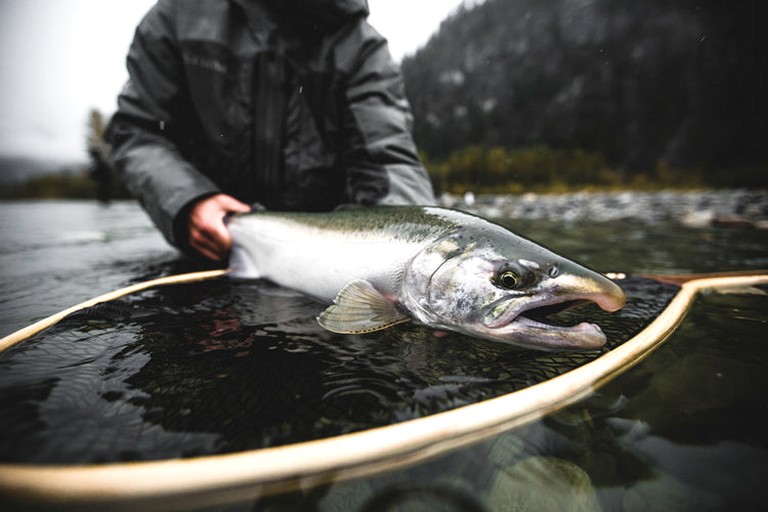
[438,189,768,229]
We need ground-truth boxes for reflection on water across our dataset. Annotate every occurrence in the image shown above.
[0,199,766,510]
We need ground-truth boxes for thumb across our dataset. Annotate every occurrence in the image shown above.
[217,195,251,213]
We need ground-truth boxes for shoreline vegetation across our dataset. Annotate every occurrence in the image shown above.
[0,169,130,201]
[423,145,766,195]
[1,144,763,201]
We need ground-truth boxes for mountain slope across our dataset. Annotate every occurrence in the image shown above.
[402,0,766,173]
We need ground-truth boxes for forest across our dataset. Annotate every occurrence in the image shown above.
[402,0,765,193]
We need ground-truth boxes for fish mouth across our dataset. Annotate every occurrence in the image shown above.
[517,299,607,347]
[520,299,590,322]
[481,295,617,351]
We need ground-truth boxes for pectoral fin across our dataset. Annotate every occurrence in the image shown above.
[318,280,410,334]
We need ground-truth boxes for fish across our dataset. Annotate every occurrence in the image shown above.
[227,206,626,351]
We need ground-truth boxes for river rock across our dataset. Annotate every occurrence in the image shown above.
[486,456,602,512]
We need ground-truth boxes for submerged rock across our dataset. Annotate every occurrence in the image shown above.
[486,456,602,512]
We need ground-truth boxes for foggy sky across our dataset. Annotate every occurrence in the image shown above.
[0,0,465,163]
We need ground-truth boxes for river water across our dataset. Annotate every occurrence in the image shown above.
[0,197,766,511]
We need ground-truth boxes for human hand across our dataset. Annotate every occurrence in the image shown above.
[187,194,251,261]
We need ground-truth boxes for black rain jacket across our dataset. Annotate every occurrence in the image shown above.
[107,0,435,251]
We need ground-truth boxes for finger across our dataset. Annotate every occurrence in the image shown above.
[210,218,233,253]
[189,227,223,261]
[191,238,220,261]
[190,217,230,260]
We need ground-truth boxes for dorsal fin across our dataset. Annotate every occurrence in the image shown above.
[317,280,410,334]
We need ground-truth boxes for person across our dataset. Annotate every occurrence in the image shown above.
[87,109,113,204]
[107,0,435,262]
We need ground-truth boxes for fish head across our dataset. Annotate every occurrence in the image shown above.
[404,225,626,351]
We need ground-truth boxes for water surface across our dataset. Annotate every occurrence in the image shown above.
[0,199,766,511]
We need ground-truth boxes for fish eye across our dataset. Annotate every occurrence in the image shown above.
[496,270,520,289]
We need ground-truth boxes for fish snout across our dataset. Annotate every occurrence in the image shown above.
[587,276,626,312]
[555,273,626,312]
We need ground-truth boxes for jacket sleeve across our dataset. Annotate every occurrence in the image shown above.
[338,21,436,206]
[107,1,220,248]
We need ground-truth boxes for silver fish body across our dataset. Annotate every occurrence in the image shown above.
[227,206,625,351]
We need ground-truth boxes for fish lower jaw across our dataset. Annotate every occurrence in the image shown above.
[515,315,600,333]
[481,316,608,351]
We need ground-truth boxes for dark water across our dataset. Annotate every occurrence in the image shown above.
[1,199,767,511]
[0,274,676,465]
